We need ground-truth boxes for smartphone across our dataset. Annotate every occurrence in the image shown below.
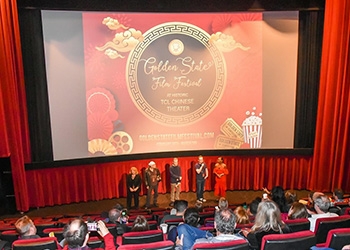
[87,221,98,231]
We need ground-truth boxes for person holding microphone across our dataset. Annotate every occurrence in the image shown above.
[195,155,208,203]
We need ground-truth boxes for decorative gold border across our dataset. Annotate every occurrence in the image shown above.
[126,22,226,126]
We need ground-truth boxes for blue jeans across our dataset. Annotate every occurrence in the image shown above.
[177,224,213,250]
[196,179,205,200]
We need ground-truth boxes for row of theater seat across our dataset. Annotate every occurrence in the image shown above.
[1,207,350,249]
[9,228,350,250]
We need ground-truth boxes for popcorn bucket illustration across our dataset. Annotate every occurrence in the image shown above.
[242,108,262,148]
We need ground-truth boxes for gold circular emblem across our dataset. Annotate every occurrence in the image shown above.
[168,39,184,56]
[127,22,226,126]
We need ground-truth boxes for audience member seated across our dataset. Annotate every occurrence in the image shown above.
[271,186,289,213]
[234,206,250,224]
[108,207,128,236]
[333,188,346,203]
[195,201,204,212]
[241,200,291,250]
[131,215,149,232]
[161,200,188,224]
[175,207,213,250]
[287,202,308,220]
[247,198,260,221]
[193,209,246,245]
[62,219,115,250]
[308,194,339,232]
[215,197,229,211]
[285,190,297,210]
[14,216,40,239]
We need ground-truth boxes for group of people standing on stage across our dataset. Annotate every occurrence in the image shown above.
[126,155,230,210]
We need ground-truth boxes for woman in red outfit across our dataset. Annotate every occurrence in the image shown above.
[213,156,229,199]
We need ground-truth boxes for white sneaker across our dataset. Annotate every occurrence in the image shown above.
[197,199,202,203]
[202,198,207,202]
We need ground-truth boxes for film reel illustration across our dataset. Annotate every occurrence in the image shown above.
[108,131,133,154]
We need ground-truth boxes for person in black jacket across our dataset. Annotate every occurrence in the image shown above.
[126,166,141,210]
[144,161,161,209]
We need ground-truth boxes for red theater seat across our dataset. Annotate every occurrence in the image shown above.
[0,230,19,245]
[261,230,316,250]
[121,229,164,245]
[163,218,183,233]
[42,227,64,242]
[234,223,254,234]
[125,220,158,232]
[12,236,61,250]
[192,239,249,250]
[343,207,350,215]
[318,228,350,249]
[284,218,310,232]
[117,240,174,250]
[314,215,350,244]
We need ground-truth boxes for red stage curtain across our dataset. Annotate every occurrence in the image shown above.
[309,0,350,192]
[25,156,312,207]
[0,0,31,211]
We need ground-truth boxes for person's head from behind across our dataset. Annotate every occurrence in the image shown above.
[108,208,121,223]
[195,201,203,212]
[183,207,200,227]
[63,219,88,248]
[214,209,236,235]
[314,194,331,213]
[333,188,344,201]
[248,199,260,216]
[271,186,286,203]
[174,200,188,215]
[218,197,229,210]
[288,202,308,219]
[15,216,37,237]
[234,206,250,224]
[285,190,297,204]
[131,215,149,232]
[252,200,283,232]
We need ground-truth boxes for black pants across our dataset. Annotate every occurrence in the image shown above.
[196,179,205,200]
[127,190,139,209]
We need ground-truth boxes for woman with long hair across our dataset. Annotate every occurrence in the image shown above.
[242,200,291,250]
[234,206,251,225]
[287,202,308,220]
[131,215,149,232]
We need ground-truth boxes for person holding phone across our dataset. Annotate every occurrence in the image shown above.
[195,155,208,203]
[62,219,116,250]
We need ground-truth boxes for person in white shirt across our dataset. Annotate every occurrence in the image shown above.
[308,194,339,232]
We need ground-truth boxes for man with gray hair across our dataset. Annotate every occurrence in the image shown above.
[194,209,245,244]
[308,194,339,232]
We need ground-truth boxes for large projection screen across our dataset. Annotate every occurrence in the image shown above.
[42,11,298,161]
